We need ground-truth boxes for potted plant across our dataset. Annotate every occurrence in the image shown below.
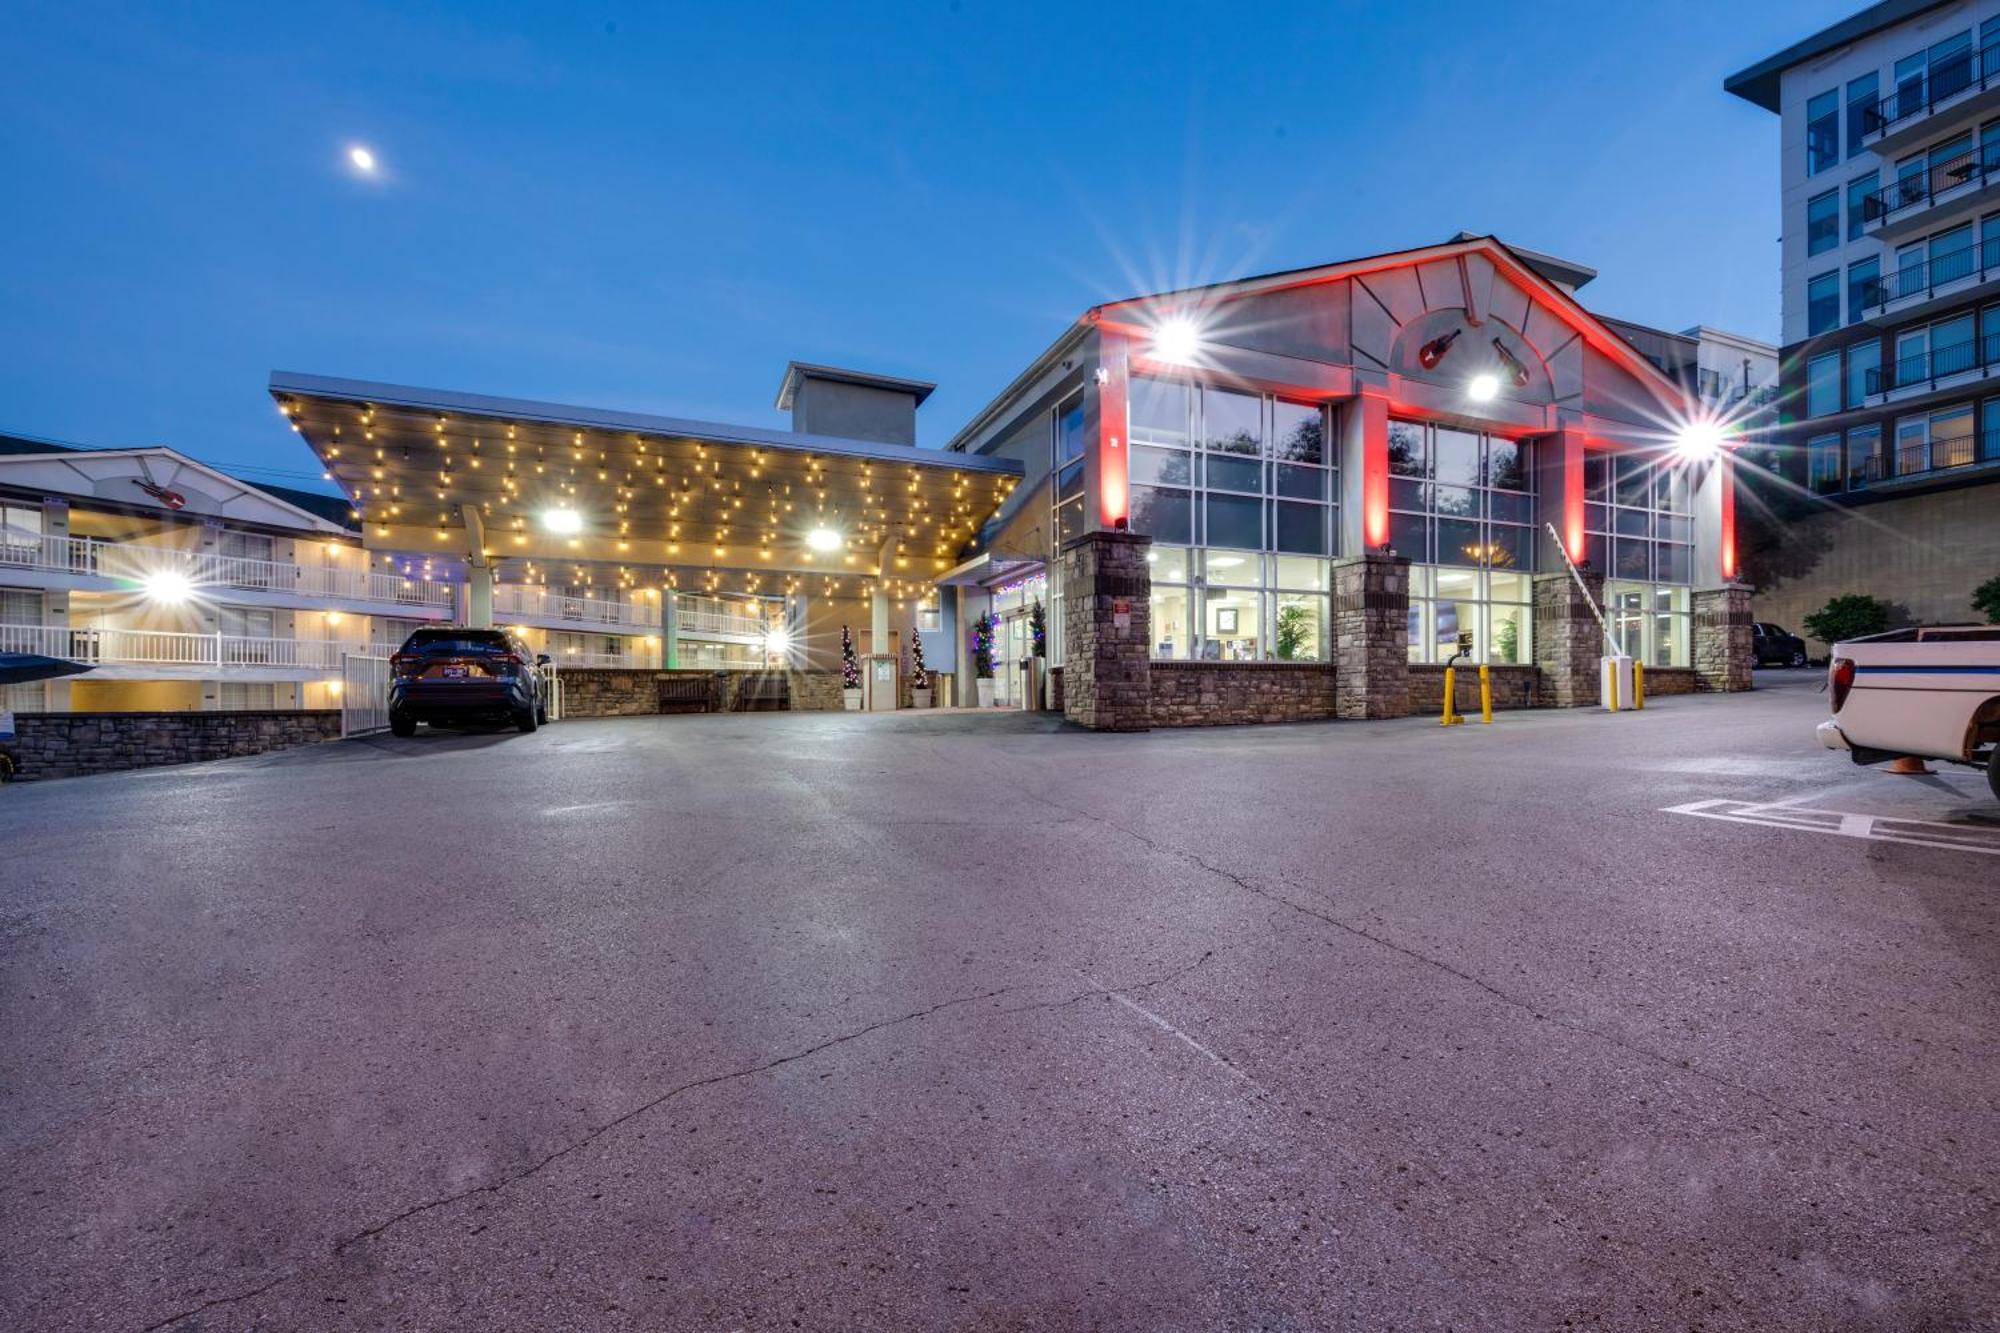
[840,625,862,710]
[1028,599,1048,709]
[973,613,996,707]
[908,626,932,709]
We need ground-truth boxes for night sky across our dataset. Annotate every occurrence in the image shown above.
[1,1,1836,490]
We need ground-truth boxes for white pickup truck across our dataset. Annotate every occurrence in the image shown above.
[1817,625,2000,802]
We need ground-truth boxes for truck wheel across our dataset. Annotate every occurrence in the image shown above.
[389,712,417,738]
[1789,650,1807,668]
[514,707,539,734]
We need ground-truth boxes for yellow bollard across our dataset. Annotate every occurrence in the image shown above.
[1479,664,1493,724]
[1440,665,1459,725]
[1606,665,1619,713]
[1633,660,1645,711]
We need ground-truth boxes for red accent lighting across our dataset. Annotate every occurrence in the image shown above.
[1098,331,1130,530]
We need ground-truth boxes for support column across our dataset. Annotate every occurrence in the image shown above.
[458,504,493,628]
[955,585,975,709]
[1337,387,1392,556]
[1058,529,1152,731]
[871,537,897,656]
[1534,568,1607,708]
[1533,426,1589,572]
[42,500,72,711]
[1693,583,1754,692]
[1331,551,1411,719]
[663,590,680,669]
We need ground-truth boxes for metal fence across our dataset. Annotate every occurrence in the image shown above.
[340,653,391,737]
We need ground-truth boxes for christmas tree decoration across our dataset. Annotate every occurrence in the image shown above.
[841,625,861,690]
[1029,600,1047,658]
[972,614,996,679]
[908,626,929,690]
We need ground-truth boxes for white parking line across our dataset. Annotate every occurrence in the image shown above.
[1663,799,2000,856]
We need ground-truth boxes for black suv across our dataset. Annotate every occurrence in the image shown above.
[1752,622,1810,668]
[389,627,549,735]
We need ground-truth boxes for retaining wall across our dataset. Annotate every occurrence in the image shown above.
[7,710,342,780]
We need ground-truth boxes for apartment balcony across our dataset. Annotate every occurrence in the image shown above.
[1859,146,2000,244]
[1860,41,2000,158]
[1860,235,2000,325]
[672,594,771,642]
[0,534,455,616]
[1821,429,2000,496]
[1862,331,2000,409]
[0,623,351,681]
[490,583,663,633]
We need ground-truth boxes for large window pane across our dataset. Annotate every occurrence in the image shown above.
[1490,600,1531,664]
[1130,444,1192,486]
[1272,401,1324,463]
[1485,524,1530,570]
[1128,485,1192,544]
[1486,437,1527,490]
[1433,485,1477,517]
[1388,511,1430,562]
[1273,500,1328,554]
[1436,518,1483,567]
[1129,376,1190,446]
[1273,592,1328,661]
[1275,462,1329,499]
[1807,88,1839,173]
[1056,397,1086,464]
[1148,545,1189,582]
[1203,387,1262,454]
[1150,587,1191,660]
[1202,589,1264,660]
[1807,190,1839,255]
[1271,554,1329,589]
[1204,494,1260,547]
[1807,271,1840,336]
[1056,458,1085,506]
[1204,454,1262,492]
[1487,490,1532,524]
[1434,429,1482,487]
[1204,548,1260,584]
[1388,420,1428,476]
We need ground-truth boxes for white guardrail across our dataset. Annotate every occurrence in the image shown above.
[340,653,391,737]
[0,533,453,608]
[493,585,662,630]
[0,622,349,671]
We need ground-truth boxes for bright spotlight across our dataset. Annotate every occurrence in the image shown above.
[1675,419,1727,462]
[765,627,793,656]
[542,508,583,534]
[142,569,194,604]
[1466,373,1500,403]
[348,145,378,174]
[806,526,843,552]
[1152,316,1202,365]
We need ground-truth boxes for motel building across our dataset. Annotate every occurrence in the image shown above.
[4,235,1754,765]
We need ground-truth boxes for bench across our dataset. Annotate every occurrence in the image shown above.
[657,674,718,714]
[735,672,790,711]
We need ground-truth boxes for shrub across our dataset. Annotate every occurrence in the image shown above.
[1973,575,2000,625]
[1802,594,1891,645]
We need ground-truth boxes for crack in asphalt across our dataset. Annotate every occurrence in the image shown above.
[131,983,1017,1331]
[1015,787,1919,1144]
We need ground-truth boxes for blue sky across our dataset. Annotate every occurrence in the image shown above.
[0,1,1836,488]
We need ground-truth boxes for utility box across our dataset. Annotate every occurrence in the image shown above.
[866,654,899,711]
[1600,654,1636,711]
[1019,658,1042,711]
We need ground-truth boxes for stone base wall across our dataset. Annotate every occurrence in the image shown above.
[557,669,848,717]
[1332,553,1411,719]
[8,710,342,781]
[1641,666,1699,697]
[1534,570,1606,708]
[1048,667,1064,713]
[1060,530,1154,731]
[1407,664,1541,713]
[1150,662,1338,726]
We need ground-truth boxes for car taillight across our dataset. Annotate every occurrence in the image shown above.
[390,652,419,676]
[1830,657,1855,712]
[494,652,523,668]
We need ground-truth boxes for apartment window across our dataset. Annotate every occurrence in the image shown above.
[1807,433,1844,492]
[1806,190,1840,256]
[1983,398,2000,462]
[1930,221,1975,286]
[1847,340,1881,407]
[1847,257,1880,324]
[1931,403,1976,469]
[1806,271,1840,335]
[1894,51,1926,120]
[0,501,42,566]
[1933,311,1977,376]
[219,682,278,712]
[1929,131,1974,192]
[1983,213,2000,269]
[1846,72,1880,152]
[1848,423,1884,488]
[1847,172,1877,241]
[1894,414,1928,475]
[1806,89,1840,174]
[1932,30,1975,103]
[1051,392,1086,545]
[1806,351,1842,416]
[1894,152,1926,213]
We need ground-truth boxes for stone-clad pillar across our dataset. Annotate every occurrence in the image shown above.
[1331,551,1410,720]
[1059,529,1152,731]
[1693,582,1754,692]
[1533,569,1606,708]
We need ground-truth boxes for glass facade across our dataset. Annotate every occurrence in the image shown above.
[1126,376,1336,660]
[1580,452,1693,667]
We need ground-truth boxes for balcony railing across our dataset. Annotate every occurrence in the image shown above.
[1863,235,2000,312]
[673,594,771,639]
[0,623,347,671]
[1867,331,2000,394]
[0,533,454,609]
[491,584,662,631]
[1831,429,2000,492]
[1864,40,2000,140]
[1862,146,2000,228]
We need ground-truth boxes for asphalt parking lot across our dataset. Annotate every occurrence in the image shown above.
[2,673,1994,1331]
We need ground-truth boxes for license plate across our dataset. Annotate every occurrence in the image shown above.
[443,665,468,679]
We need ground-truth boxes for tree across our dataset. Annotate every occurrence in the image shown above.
[972,614,996,679]
[1029,600,1047,658]
[1495,616,1521,664]
[907,626,929,689]
[1803,594,1891,646]
[1974,575,2000,625]
[1275,604,1312,660]
[840,625,860,690]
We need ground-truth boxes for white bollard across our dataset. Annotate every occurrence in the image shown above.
[1600,654,1636,711]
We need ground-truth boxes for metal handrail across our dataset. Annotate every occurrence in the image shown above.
[491,584,663,630]
[1866,331,2000,393]
[1864,41,2000,138]
[0,533,453,608]
[1866,235,2000,310]
[1862,145,2000,225]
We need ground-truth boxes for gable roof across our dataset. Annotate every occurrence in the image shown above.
[0,443,351,533]
[1088,234,1692,403]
